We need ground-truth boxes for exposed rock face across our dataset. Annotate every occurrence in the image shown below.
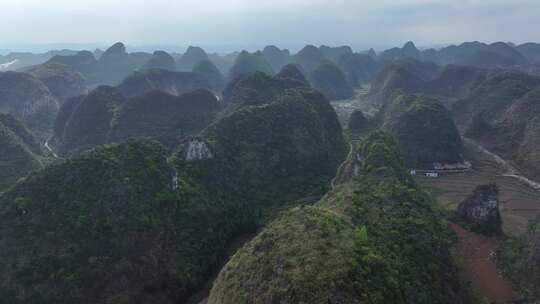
[140,50,176,71]
[27,62,86,102]
[308,61,354,100]
[228,50,274,80]
[457,183,502,236]
[188,72,346,206]
[177,46,209,71]
[192,60,225,92]
[381,93,464,168]
[276,64,308,84]
[117,69,212,98]
[262,45,291,72]
[0,113,46,191]
[52,87,219,156]
[0,71,59,136]
[184,138,214,161]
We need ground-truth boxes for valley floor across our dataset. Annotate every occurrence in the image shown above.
[451,223,518,303]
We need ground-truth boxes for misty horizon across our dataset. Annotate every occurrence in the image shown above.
[2,0,539,54]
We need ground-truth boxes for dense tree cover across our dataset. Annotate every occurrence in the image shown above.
[336,53,379,87]
[195,86,346,205]
[117,68,212,98]
[176,46,209,71]
[0,113,48,191]
[228,50,274,80]
[140,50,176,71]
[498,216,540,301]
[0,71,59,138]
[455,71,540,179]
[52,86,220,156]
[292,45,327,74]
[262,45,291,72]
[381,93,464,168]
[319,45,353,62]
[347,110,369,133]
[276,64,308,84]
[0,139,256,304]
[0,70,348,303]
[208,131,475,304]
[192,60,226,92]
[308,60,354,100]
[27,62,86,102]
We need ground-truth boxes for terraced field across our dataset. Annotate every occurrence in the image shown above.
[417,140,540,237]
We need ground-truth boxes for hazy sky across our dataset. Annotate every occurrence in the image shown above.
[2,0,539,52]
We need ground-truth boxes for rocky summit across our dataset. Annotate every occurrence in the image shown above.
[456,183,502,236]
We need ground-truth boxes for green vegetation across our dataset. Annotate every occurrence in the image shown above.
[309,60,354,100]
[27,62,86,101]
[382,93,464,168]
[498,217,540,301]
[0,72,347,303]
[140,50,176,71]
[0,139,256,304]
[208,131,475,304]
[0,113,48,191]
[192,60,225,91]
[228,50,274,80]
[0,71,59,139]
[53,86,219,156]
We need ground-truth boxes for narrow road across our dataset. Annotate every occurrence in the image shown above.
[465,138,540,192]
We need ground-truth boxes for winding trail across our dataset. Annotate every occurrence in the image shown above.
[331,142,354,190]
[465,138,540,192]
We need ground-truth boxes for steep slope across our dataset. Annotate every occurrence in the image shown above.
[516,42,540,64]
[367,59,486,107]
[197,85,346,203]
[228,50,274,80]
[457,73,540,180]
[27,62,86,102]
[276,64,308,84]
[176,46,209,71]
[208,132,475,304]
[0,71,59,136]
[0,74,348,303]
[52,86,219,156]
[319,45,353,62]
[0,139,255,304]
[95,42,132,84]
[0,113,46,191]
[140,50,176,71]
[192,60,226,92]
[46,50,98,83]
[308,61,354,100]
[117,69,212,98]
[336,52,379,87]
[382,93,464,168]
[293,45,327,74]
[262,45,291,72]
